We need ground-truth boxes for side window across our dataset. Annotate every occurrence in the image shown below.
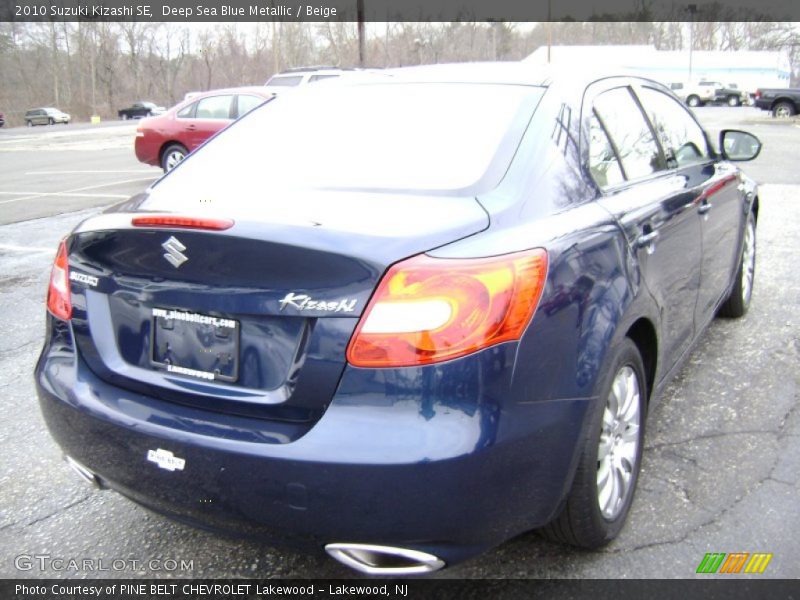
[637,87,710,168]
[195,95,233,120]
[309,74,339,83]
[593,87,665,181]
[177,102,196,119]
[588,114,625,188]
[236,95,264,118]
[266,75,303,87]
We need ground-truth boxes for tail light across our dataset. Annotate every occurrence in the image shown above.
[347,249,548,368]
[47,239,72,321]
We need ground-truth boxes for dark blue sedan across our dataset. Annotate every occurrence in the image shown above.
[36,63,761,575]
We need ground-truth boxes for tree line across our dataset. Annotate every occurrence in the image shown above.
[0,21,797,126]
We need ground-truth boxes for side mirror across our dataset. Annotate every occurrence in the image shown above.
[720,129,762,161]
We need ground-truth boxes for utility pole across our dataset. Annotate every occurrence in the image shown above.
[687,4,697,82]
[357,0,365,67]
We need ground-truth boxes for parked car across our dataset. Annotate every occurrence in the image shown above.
[36,64,761,575]
[676,81,746,107]
[25,107,71,126]
[264,66,347,88]
[753,88,800,117]
[118,101,166,120]
[134,87,273,171]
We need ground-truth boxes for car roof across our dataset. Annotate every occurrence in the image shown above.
[317,62,666,93]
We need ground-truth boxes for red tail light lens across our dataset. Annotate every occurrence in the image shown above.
[347,249,548,368]
[131,216,234,230]
[47,240,72,321]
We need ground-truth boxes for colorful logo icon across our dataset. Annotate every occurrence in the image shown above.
[696,552,773,574]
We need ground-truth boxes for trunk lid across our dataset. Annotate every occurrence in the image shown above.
[67,190,488,424]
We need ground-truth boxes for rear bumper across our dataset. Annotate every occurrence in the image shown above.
[35,318,591,564]
[134,134,160,166]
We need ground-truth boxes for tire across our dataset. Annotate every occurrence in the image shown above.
[161,144,188,172]
[727,95,740,107]
[687,95,701,108]
[719,211,756,318]
[540,338,646,548]
[26,120,33,127]
[48,117,54,125]
[121,113,128,120]
[772,101,796,118]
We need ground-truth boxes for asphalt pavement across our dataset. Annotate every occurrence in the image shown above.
[0,107,797,579]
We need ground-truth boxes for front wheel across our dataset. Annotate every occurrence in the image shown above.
[48,117,54,125]
[727,95,741,107]
[719,212,756,318]
[540,338,646,548]
[26,120,33,127]
[121,113,128,120]
[687,95,701,108]
[772,101,796,118]
[161,144,187,172]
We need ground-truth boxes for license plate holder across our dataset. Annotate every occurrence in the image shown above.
[150,307,240,382]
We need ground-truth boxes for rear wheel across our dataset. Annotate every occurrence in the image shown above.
[540,338,646,548]
[687,95,701,108]
[772,101,796,118]
[719,212,756,318]
[161,144,187,172]
[26,120,33,127]
[727,95,741,107]
[121,113,129,120]
[48,117,54,125]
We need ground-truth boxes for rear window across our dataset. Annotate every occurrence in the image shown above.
[154,82,542,195]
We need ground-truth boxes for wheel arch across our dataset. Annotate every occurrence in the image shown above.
[158,141,187,164]
[771,98,798,112]
[625,318,657,403]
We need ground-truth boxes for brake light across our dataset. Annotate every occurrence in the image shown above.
[47,240,72,321]
[131,216,234,230]
[347,249,548,368]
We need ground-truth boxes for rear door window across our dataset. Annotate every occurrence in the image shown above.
[593,87,665,181]
[176,103,196,119]
[588,114,625,188]
[195,95,234,119]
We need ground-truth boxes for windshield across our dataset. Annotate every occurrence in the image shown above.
[153,82,543,198]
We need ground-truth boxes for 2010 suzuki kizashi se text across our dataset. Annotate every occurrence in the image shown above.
[35,63,762,575]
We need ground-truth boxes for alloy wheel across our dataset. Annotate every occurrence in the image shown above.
[597,365,641,520]
[742,217,756,305]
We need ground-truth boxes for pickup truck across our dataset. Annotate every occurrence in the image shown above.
[118,102,165,120]
[753,88,800,117]
[673,81,746,107]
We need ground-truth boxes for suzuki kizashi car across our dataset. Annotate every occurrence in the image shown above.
[36,63,761,575]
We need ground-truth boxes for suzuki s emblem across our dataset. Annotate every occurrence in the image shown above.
[161,236,188,268]
[147,448,186,472]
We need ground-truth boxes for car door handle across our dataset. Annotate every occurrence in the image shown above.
[698,202,713,215]
[186,124,196,131]
[636,230,659,248]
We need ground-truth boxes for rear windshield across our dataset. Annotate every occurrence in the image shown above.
[154,82,543,196]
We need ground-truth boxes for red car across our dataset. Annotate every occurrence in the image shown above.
[135,87,273,172]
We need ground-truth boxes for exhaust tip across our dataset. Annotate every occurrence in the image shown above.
[65,456,106,490]
[325,543,445,575]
